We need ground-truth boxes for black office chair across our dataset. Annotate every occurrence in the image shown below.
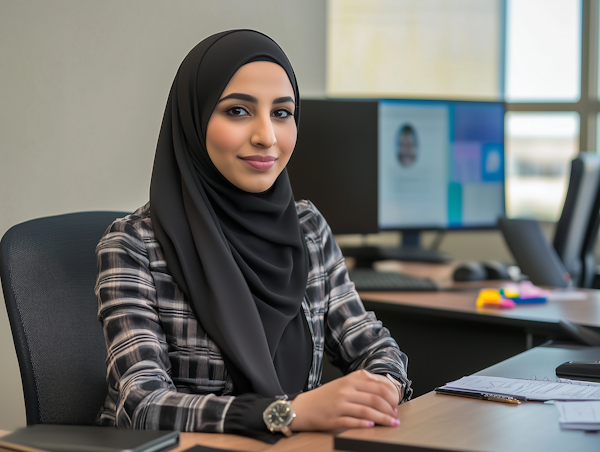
[553,153,600,287]
[500,153,600,289]
[0,211,129,425]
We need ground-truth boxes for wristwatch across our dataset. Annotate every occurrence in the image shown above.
[263,395,295,437]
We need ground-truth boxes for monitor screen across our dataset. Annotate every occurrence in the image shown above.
[378,99,505,230]
[288,98,505,236]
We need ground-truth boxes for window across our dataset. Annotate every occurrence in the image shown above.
[505,0,581,102]
[327,0,599,221]
[504,0,590,221]
[505,112,579,219]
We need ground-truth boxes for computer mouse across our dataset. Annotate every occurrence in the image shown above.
[452,261,487,282]
[481,260,511,280]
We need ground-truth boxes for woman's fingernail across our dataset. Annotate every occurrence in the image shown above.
[392,418,400,426]
[393,408,398,414]
[367,421,375,427]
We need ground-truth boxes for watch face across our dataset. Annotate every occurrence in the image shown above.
[266,401,293,428]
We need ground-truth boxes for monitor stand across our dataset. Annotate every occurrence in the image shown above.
[341,231,452,268]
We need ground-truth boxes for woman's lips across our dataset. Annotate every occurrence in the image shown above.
[240,155,277,171]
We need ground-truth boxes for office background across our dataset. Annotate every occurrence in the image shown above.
[0,0,572,430]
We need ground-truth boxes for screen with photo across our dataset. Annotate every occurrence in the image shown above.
[378,99,505,230]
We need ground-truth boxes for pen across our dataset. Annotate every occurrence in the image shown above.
[435,387,522,405]
[485,394,522,404]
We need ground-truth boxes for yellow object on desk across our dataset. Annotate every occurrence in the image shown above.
[476,288,516,309]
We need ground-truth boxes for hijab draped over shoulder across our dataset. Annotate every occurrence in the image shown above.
[149,30,312,397]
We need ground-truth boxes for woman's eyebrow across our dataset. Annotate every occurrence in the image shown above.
[218,93,257,104]
[217,93,295,105]
[273,96,295,105]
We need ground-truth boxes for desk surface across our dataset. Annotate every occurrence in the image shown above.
[336,344,600,452]
[360,288,600,329]
[360,262,600,329]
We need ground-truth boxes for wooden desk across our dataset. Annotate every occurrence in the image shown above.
[0,427,336,452]
[169,431,335,452]
[169,344,600,451]
[350,263,600,397]
[3,345,597,452]
[336,343,600,452]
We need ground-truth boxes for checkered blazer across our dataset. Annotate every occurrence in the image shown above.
[95,200,411,431]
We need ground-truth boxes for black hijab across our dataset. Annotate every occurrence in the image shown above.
[149,30,312,397]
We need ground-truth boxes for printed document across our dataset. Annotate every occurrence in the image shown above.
[443,375,600,401]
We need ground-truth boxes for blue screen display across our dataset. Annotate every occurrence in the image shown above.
[378,99,505,230]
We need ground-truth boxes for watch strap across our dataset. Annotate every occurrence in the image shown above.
[386,373,404,404]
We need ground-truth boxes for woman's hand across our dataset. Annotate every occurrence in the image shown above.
[289,369,400,431]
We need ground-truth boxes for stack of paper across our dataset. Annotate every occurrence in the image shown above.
[439,376,600,432]
[556,401,600,431]
[441,375,600,401]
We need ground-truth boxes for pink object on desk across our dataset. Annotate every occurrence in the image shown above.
[488,298,516,309]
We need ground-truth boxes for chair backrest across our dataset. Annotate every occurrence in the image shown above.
[0,211,129,425]
[553,153,600,287]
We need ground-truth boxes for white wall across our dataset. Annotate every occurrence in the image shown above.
[0,0,327,431]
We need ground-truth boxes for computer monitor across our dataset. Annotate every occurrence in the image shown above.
[288,98,506,264]
[289,99,379,235]
[378,99,505,243]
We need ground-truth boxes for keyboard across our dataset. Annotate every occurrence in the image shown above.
[348,269,439,291]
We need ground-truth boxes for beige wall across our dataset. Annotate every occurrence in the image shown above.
[0,0,566,431]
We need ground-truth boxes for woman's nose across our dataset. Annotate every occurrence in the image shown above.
[250,113,277,148]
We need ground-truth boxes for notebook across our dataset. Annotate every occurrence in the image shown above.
[0,425,179,452]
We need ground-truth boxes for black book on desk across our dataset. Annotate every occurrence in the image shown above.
[0,425,179,452]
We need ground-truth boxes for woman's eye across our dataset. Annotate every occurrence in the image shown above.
[273,109,292,119]
[226,106,249,117]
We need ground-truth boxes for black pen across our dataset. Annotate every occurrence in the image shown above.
[435,387,522,404]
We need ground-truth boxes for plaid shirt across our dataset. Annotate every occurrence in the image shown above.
[95,200,411,432]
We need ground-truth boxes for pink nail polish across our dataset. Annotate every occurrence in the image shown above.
[367,421,375,427]
[392,418,400,426]
[393,408,398,414]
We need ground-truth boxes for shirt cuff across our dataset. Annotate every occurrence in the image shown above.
[223,393,276,442]
[223,393,301,443]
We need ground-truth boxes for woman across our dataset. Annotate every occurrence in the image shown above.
[397,124,418,167]
[95,29,411,440]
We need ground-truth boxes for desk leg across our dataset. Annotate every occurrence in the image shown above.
[526,332,533,350]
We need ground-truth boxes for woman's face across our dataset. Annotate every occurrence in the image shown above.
[206,61,297,193]
[398,132,417,167]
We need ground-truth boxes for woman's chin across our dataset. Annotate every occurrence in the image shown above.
[234,178,277,194]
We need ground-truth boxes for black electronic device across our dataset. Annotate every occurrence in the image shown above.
[452,260,511,282]
[289,99,379,235]
[452,261,487,282]
[348,268,439,291]
[289,98,506,266]
[556,361,600,382]
[481,260,511,280]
